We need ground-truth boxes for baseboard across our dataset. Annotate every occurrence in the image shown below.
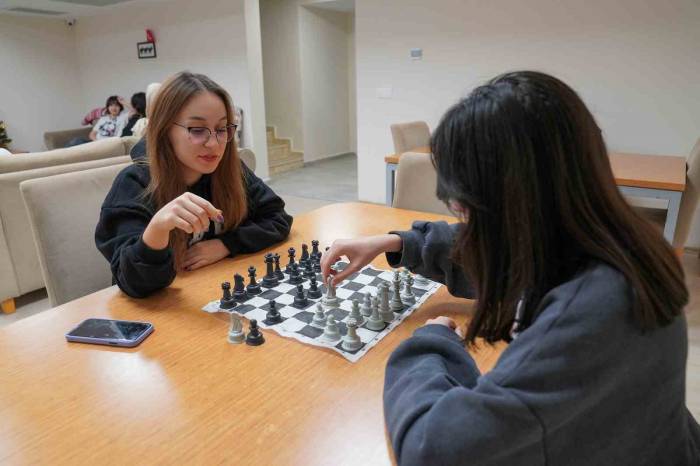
[303,152,356,166]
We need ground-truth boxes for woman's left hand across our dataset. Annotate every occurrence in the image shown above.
[182,239,229,271]
[425,316,465,339]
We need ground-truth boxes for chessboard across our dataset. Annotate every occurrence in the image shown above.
[201,244,442,362]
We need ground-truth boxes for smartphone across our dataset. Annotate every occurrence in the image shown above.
[65,318,154,348]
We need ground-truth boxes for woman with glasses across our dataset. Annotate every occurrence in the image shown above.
[321,71,699,465]
[96,72,292,298]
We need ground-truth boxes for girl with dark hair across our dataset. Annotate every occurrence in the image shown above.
[89,95,129,141]
[96,72,292,298]
[120,91,146,137]
[321,71,699,465]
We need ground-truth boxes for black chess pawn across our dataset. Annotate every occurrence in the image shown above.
[246,266,262,295]
[293,283,308,307]
[285,247,296,273]
[288,263,303,285]
[245,319,265,346]
[310,240,321,261]
[262,253,279,288]
[273,253,285,280]
[307,276,322,299]
[265,300,283,324]
[233,273,249,302]
[219,281,236,309]
[302,259,315,279]
[300,243,310,267]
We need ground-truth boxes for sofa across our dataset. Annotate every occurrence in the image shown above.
[43,127,92,151]
[0,136,138,313]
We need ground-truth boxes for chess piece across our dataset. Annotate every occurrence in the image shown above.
[262,253,279,288]
[320,316,340,343]
[293,284,308,307]
[285,247,296,273]
[400,275,416,305]
[227,313,245,343]
[310,239,321,260]
[245,319,265,346]
[273,253,285,280]
[289,263,303,285]
[300,243,310,267]
[265,300,283,324]
[313,260,322,274]
[219,281,236,309]
[366,297,385,331]
[379,283,394,322]
[348,299,365,327]
[233,273,249,302]
[341,319,362,351]
[311,303,327,328]
[360,292,372,316]
[390,271,404,312]
[246,266,262,295]
[302,259,315,279]
[322,275,339,308]
[413,273,430,287]
[307,276,322,299]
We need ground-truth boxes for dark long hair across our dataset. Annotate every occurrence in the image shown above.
[432,71,688,343]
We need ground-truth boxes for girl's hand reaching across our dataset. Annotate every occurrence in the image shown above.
[320,234,403,284]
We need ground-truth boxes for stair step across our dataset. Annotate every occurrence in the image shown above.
[270,159,304,176]
[270,151,302,167]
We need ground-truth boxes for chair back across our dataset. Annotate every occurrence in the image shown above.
[20,163,131,306]
[390,121,430,154]
[393,152,452,215]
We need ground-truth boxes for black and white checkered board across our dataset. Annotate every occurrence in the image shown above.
[202,265,441,362]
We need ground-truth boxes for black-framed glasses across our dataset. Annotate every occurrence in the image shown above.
[173,122,238,145]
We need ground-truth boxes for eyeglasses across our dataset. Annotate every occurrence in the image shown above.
[173,122,238,145]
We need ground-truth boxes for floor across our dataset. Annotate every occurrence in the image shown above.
[1,152,698,418]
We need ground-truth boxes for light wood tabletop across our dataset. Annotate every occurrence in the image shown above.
[0,202,505,465]
[384,148,686,192]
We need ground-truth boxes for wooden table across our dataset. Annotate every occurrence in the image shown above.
[385,149,687,242]
[0,203,505,465]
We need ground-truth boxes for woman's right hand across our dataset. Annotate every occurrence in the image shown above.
[142,192,222,250]
[320,234,403,283]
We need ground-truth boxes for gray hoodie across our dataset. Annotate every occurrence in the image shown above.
[384,220,700,466]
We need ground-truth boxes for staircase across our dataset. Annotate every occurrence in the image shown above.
[267,126,303,176]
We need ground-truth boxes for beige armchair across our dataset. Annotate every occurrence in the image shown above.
[239,148,256,172]
[43,127,92,150]
[392,151,452,216]
[21,163,131,306]
[390,121,431,154]
[0,155,132,313]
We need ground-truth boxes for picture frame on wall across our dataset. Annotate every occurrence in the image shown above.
[137,41,157,59]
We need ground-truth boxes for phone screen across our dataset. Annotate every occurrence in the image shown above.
[67,318,152,342]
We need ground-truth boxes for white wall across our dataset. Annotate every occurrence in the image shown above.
[347,14,357,153]
[260,0,304,151]
[355,0,700,237]
[73,0,253,147]
[299,6,352,162]
[0,15,83,151]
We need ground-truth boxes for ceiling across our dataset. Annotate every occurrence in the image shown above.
[0,0,169,18]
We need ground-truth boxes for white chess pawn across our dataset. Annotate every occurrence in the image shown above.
[320,316,341,343]
[311,303,327,328]
[227,313,245,344]
[348,299,365,326]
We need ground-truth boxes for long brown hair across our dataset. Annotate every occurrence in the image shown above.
[145,71,247,269]
[431,71,688,343]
